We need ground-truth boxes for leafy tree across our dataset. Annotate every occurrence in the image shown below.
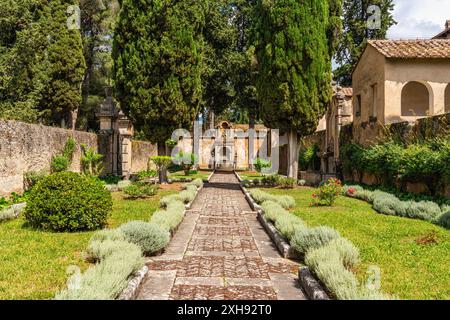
[0,0,86,128]
[253,0,342,178]
[113,0,206,152]
[334,0,396,85]
[150,156,173,184]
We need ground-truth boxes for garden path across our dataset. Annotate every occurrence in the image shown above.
[136,172,305,300]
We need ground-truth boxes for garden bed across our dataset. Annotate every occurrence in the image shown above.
[0,189,176,300]
[261,187,450,300]
[169,170,213,182]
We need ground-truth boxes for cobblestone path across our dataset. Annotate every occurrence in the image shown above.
[136,172,305,300]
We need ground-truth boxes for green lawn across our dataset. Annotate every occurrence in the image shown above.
[236,171,263,181]
[0,189,176,300]
[169,170,212,181]
[262,187,450,300]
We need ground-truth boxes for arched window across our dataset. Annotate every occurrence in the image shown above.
[401,81,430,116]
[445,84,450,113]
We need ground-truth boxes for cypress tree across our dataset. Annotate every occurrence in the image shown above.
[334,0,396,85]
[253,0,341,178]
[113,0,206,151]
[0,0,86,128]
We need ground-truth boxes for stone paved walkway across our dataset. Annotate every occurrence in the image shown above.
[136,172,305,300]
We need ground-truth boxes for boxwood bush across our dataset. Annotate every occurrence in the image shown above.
[290,226,340,254]
[24,172,112,232]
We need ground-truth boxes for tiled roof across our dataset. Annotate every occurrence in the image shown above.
[368,40,450,59]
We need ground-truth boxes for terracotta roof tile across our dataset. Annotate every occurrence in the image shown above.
[368,40,450,59]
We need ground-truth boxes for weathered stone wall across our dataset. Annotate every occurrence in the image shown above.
[0,120,98,196]
[130,140,158,173]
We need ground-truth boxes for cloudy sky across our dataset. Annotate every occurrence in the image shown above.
[387,0,450,39]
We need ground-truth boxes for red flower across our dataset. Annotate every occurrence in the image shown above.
[312,193,317,198]
[348,188,355,195]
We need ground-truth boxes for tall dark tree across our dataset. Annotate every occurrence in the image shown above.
[253,0,342,178]
[202,0,236,129]
[77,0,119,131]
[0,0,85,128]
[334,0,396,85]
[113,0,206,153]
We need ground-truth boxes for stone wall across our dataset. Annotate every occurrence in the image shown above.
[0,120,98,196]
[130,140,158,173]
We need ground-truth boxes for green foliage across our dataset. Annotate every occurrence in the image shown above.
[81,144,104,176]
[261,200,288,223]
[123,183,158,199]
[174,151,198,176]
[24,172,112,232]
[299,143,321,171]
[312,178,343,206]
[326,237,360,269]
[90,229,125,244]
[24,170,48,190]
[274,214,307,241]
[113,0,206,144]
[250,189,295,209]
[254,157,272,173]
[341,138,450,195]
[86,239,135,262]
[51,138,78,173]
[278,177,296,189]
[437,210,450,230]
[119,221,170,256]
[137,170,157,180]
[0,0,86,126]
[150,157,173,171]
[334,0,396,85]
[151,201,185,233]
[51,156,70,173]
[290,226,340,254]
[160,187,197,207]
[253,0,339,137]
[55,240,144,300]
[187,178,203,189]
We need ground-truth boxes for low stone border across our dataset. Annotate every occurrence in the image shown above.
[298,267,330,300]
[119,181,204,300]
[205,170,215,183]
[257,211,301,260]
[118,265,149,300]
[0,202,27,222]
[237,173,330,301]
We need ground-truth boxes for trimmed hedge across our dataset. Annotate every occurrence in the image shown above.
[250,189,295,209]
[24,172,112,232]
[119,221,170,256]
[55,240,144,300]
[151,200,185,233]
[345,185,448,228]
[291,226,340,254]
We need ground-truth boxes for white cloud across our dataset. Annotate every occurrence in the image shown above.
[387,0,450,39]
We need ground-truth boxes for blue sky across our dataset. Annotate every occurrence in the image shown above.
[387,0,450,39]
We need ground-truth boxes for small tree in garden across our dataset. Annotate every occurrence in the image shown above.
[81,144,104,177]
[311,178,343,206]
[254,157,272,174]
[174,151,198,176]
[150,156,173,184]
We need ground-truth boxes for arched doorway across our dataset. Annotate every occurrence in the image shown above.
[445,84,450,113]
[401,81,430,116]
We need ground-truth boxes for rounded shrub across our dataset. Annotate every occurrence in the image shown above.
[24,172,112,232]
[119,221,170,255]
[291,226,340,254]
[327,237,360,269]
[261,200,287,223]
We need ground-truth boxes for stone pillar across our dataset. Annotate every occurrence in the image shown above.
[118,112,134,179]
[96,87,119,175]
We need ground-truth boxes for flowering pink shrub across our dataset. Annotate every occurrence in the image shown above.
[311,178,343,206]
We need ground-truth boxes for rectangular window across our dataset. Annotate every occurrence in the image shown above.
[355,95,362,117]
